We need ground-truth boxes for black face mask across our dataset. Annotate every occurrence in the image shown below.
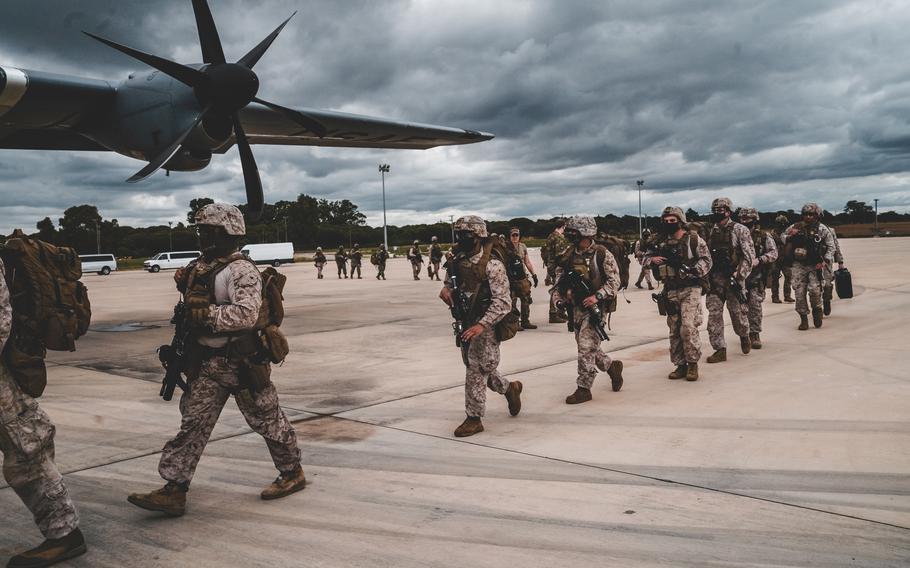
[565,229,583,245]
[662,222,679,234]
[455,231,477,252]
[711,211,727,223]
[197,226,235,260]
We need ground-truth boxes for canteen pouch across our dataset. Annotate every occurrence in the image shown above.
[3,341,48,398]
[494,309,521,342]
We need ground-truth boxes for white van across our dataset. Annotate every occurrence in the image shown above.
[144,251,201,272]
[80,254,117,275]
[240,242,294,267]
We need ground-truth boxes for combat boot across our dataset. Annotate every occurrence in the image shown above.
[812,307,823,328]
[549,313,567,324]
[668,364,687,380]
[606,360,624,392]
[772,294,782,304]
[784,294,795,303]
[565,387,592,404]
[685,363,699,381]
[647,283,654,290]
[750,332,762,349]
[823,298,831,316]
[505,381,523,416]
[706,349,727,363]
[635,282,643,289]
[521,321,537,330]
[127,481,188,516]
[798,314,809,330]
[740,335,751,354]
[7,528,86,568]
[261,466,307,500]
[454,416,484,437]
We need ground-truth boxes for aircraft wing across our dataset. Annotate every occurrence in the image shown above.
[0,67,114,151]
[237,102,494,150]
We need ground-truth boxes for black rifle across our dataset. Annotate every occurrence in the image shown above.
[729,277,748,305]
[157,301,189,401]
[556,268,609,341]
[447,272,472,366]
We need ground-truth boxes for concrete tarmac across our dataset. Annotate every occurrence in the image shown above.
[2,238,908,567]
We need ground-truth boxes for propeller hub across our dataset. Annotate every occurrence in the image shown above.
[197,63,259,114]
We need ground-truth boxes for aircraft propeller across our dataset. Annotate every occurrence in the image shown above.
[84,0,325,220]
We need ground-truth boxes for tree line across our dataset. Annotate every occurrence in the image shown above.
[5,197,904,258]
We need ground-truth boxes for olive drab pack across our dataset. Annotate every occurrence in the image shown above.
[1,230,92,397]
[558,244,618,313]
[454,238,521,342]
[370,251,380,265]
[596,234,631,290]
[783,222,823,266]
[708,223,741,277]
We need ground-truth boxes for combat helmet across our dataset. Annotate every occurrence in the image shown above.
[711,197,733,212]
[413,240,420,245]
[195,203,246,235]
[565,215,597,237]
[660,206,687,224]
[738,207,758,221]
[775,214,789,225]
[801,202,822,216]
[453,215,488,237]
[431,236,438,242]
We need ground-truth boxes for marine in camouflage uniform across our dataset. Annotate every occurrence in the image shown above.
[770,215,794,303]
[129,204,304,517]
[553,216,624,404]
[1,258,86,567]
[704,197,756,363]
[507,228,539,330]
[781,203,836,330]
[439,216,522,438]
[335,245,348,278]
[642,207,713,381]
[738,208,778,349]
[545,220,570,323]
[408,240,424,280]
[633,228,655,290]
[350,244,363,279]
[313,247,327,279]
[374,244,389,280]
[428,237,444,281]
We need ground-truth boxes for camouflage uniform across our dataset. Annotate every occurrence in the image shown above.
[375,246,389,280]
[821,224,843,311]
[633,234,654,289]
[446,217,512,418]
[546,229,570,319]
[782,205,836,318]
[428,240,443,281]
[739,208,778,336]
[313,248,326,279]
[335,246,348,278]
[770,217,793,302]
[642,208,713,368]
[158,204,301,486]
[705,198,756,352]
[350,246,363,279]
[408,242,423,280]
[0,258,80,540]
[553,218,621,390]
[508,240,534,326]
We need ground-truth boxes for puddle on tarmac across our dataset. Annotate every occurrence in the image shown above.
[296,417,376,444]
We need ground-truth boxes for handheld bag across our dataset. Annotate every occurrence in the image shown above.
[834,268,853,299]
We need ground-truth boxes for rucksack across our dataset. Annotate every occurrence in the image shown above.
[1,230,92,397]
[370,252,380,266]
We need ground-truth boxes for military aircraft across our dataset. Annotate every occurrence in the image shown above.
[0,0,493,219]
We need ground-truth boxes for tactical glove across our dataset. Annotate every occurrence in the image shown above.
[189,306,211,328]
[532,274,539,287]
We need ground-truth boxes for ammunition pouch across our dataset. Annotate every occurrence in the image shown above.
[494,309,521,343]
[652,293,667,316]
[3,339,47,398]
[259,324,289,364]
[228,333,273,393]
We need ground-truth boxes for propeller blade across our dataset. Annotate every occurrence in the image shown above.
[191,0,226,65]
[232,113,264,220]
[83,31,204,88]
[237,12,297,69]
[127,106,211,183]
[252,97,327,138]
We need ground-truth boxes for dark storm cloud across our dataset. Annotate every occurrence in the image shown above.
[3,0,910,234]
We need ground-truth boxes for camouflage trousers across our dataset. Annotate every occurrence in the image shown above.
[411,261,423,280]
[666,286,704,366]
[771,265,792,299]
[0,361,79,539]
[706,274,750,350]
[791,263,823,316]
[336,261,347,277]
[428,261,442,280]
[746,285,766,333]
[159,356,301,485]
[464,328,510,418]
[635,264,653,287]
[821,264,834,302]
[350,262,361,278]
[573,308,611,389]
[377,262,387,279]
[512,293,532,324]
[315,263,324,278]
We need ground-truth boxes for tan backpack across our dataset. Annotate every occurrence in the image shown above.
[1,230,92,397]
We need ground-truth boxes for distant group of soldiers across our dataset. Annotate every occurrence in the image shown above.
[1,201,849,566]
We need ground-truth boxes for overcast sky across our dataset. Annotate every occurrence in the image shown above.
[3,0,910,233]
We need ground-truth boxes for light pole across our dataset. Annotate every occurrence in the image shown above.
[168,221,173,250]
[379,163,390,250]
[94,221,101,253]
[874,198,879,236]
[636,180,644,241]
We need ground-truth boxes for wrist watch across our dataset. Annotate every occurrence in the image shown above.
[594,290,606,301]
